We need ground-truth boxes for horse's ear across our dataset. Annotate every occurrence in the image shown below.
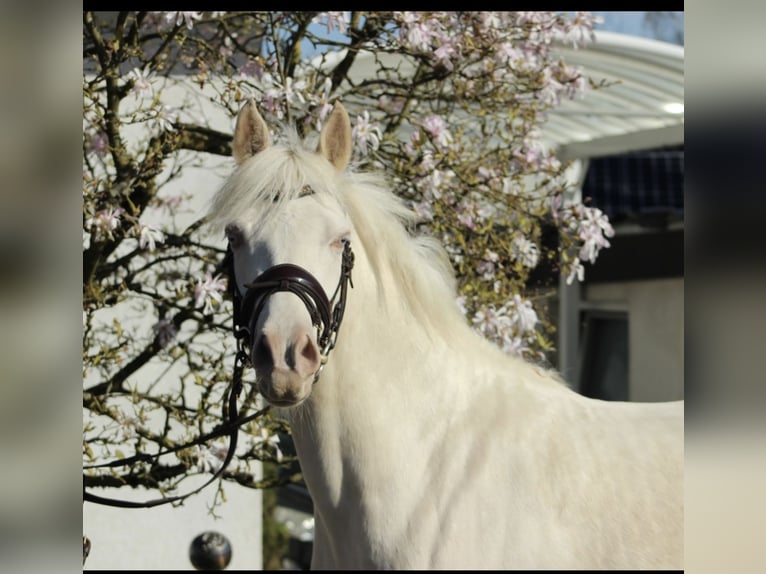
[233,98,271,164]
[318,102,352,171]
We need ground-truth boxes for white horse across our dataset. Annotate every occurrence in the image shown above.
[209,100,684,570]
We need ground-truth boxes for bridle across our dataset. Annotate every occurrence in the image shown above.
[228,238,355,384]
[83,190,354,510]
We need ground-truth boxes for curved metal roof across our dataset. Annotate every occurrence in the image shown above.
[321,29,684,162]
[546,30,684,160]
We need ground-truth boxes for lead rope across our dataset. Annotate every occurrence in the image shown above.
[84,241,352,508]
[82,349,258,509]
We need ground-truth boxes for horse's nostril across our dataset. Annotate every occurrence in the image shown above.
[253,334,274,369]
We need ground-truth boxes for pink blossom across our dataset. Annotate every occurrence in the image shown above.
[421,115,452,148]
[421,169,447,200]
[412,201,434,222]
[260,90,283,120]
[478,12,503,34]
[510,235,539,269]
[87,207,124,240]
[282,77,307,106]
[194,272,227,315]
[501,335,526,357]
[476,259,496,282]
[167,12,201,31]
[433,38,458,71]
[352,111,383,156]
[457,209,476,231]
[513,141,545,167]
[396,12,433,52]
[136,224,164,251]
[151,105,177,133]
[577,206,614,263]
[559,12,601,48]
[506,294,539,334]
[312,12,350,35]
[240,58,266,81]
[193,441,229,473]
[314,78,334,130]
[253,428,283,462]
[417,149,435,173]
[549,193,570,223]
[495,42,522,66]
[220,35,235,58]
[472,305,500,338]
[566,257,586,285]
[128,67,153,99]
[90,130,108,155]
[404,130,421,157]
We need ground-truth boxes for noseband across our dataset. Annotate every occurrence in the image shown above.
[227,241,354,384]
[83,236,352,511]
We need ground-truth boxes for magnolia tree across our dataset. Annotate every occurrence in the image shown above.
[83,11,612,502]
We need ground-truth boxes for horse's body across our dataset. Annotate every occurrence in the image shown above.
[210,101,684,570]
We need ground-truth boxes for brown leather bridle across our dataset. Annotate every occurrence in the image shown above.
[228,239,355,384]
[83,194,354,510]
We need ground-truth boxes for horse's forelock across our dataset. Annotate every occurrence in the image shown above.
[208,131,343,233]
[209,129,463,338]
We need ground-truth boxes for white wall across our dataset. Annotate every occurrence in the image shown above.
[584,277,684,402]
[83,481,262,570]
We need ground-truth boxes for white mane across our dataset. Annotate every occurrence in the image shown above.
[209,128,486,350]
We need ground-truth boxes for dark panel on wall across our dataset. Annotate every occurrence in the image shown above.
[585,228,684,283]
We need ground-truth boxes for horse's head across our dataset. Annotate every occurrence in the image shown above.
[220,99,354,408]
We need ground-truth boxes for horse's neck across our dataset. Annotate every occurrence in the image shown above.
[287,260,490,532]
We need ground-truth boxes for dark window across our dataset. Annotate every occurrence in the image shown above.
[578,311,629,401]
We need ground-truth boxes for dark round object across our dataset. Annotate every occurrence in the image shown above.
[189,531,233,570]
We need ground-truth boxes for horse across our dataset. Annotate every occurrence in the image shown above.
[208,100,684,570]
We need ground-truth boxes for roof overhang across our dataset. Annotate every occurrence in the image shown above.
[326,30,684,162]
[546,31,684,160]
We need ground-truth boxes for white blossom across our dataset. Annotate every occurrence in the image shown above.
[312,12,350,35]
[194,272,227,315]
[167,12,201,31]
[136,224,164,251]
[566,257,586,285]
[127,67,154,99]
[193,442,229,473]
[505,294,539,334]
[352,111,383,156]
[87,207,124,240]
[254,428,283,462]
[510,235,540,269]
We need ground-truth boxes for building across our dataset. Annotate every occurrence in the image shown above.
[547,31,684,402]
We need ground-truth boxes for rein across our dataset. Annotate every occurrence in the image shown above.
[83,351,262,508]
[83,237,354,509]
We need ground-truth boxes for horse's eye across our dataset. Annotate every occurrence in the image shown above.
[331,234,350,249]
[225,223,245,248]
